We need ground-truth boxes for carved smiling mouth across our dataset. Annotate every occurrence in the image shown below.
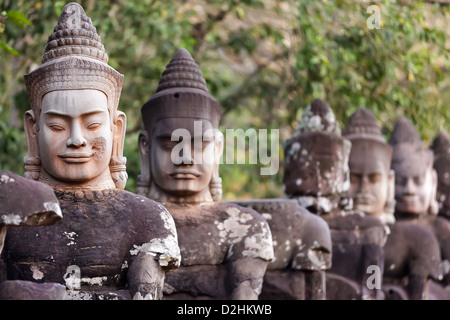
[169,169,201,179]
[58,152,93,163]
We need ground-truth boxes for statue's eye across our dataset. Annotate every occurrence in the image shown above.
[413,176,425,186]
[87,122,101,130]
[49,124,65,131]
[368,173,381,183]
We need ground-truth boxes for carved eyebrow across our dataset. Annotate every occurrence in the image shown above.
[43,109,107,118]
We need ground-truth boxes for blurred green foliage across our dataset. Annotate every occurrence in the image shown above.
[0,0,449,199]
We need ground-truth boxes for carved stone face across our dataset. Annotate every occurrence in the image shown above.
[284,132,350,198]
[433,156,450,217]
[149,118,218,199]
[348,140,392,218]
[394,166,436,215]
[37,89,113,186]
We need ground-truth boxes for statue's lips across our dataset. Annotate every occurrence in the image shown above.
[354,195,375,205]
[169,169,200,179]
[58,153,93,163]
[399,195,418,203]
[397,195,419,206]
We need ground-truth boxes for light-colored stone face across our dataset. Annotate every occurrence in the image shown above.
[349,159,389,218]
[38,89,113,187]
[149,118,216,200]
[394,166,435,215]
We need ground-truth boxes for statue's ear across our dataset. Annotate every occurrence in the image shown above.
[110,111,128,189]
[24,110,41,180]
[214,130,224,175]
[112,111,127,158]
[210,130,224,201]
[137,130,151,196]
[387,169,395,202]
[382,169,396,224]
[429,168,439,215]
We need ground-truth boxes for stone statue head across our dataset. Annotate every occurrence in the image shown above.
[283,99,351,206]
[343,108,395,223]
[23,3,126,190]
[430,131,450,219]
[389,117,438,217]
[138,49,223,204]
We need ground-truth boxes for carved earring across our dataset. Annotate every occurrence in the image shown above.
[137,130,151,196]
[110,111,128,189]
[428,169,439,215]
[24,110,41,180]
[210,131,223,201]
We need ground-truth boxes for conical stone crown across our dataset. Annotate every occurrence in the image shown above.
[294,99,340,135]
[430,131,450,155]
[156,48,208,93]
[42,2,107,64]
[342,108,383,140]
[389,117,422,146]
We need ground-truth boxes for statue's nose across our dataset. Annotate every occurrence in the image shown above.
[66,123,87,148]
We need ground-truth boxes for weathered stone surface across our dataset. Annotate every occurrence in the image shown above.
[10,2,180,300]
[162,201,273,299]
[0,171,63,300]
[382,221,442,299]
[139,48,273,300]
[3,189,179,299]
[430,131,450,221]
[284,100,387,300]
[326,273,361,300]
[0,170,62,227]
[386,117,447,299]
[323,213,387,300]
[234,198,331,300]
[0,280,66,300]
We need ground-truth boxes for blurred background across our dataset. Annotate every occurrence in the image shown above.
[0,0,449,200]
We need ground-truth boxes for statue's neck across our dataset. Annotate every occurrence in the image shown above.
[294,194,343,216]
[38,168,116,190]
[147,181,213,204]
[394,211,423,222]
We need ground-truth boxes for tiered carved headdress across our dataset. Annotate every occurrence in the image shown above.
[141,48,221,131]
[283,99,351,198]
[23,3,126,187]
[343,108,392,173]
[139,48,222,200]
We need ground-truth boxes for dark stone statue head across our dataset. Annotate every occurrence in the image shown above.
[138,49,223,204]
[283,99,351,213]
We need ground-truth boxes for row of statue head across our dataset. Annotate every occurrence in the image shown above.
[4,2,447,300]
[284,98,448,224]
[4,3,276,300]
[20,3,448,223]
[20,3,221,206]
[283,101,448,299]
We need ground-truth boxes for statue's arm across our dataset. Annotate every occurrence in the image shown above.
[227,257,268,300]
[406,274,428,300]
[127,252,165,300]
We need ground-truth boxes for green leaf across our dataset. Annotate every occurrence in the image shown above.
[6,10,31,28]
[0,41,19,55]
